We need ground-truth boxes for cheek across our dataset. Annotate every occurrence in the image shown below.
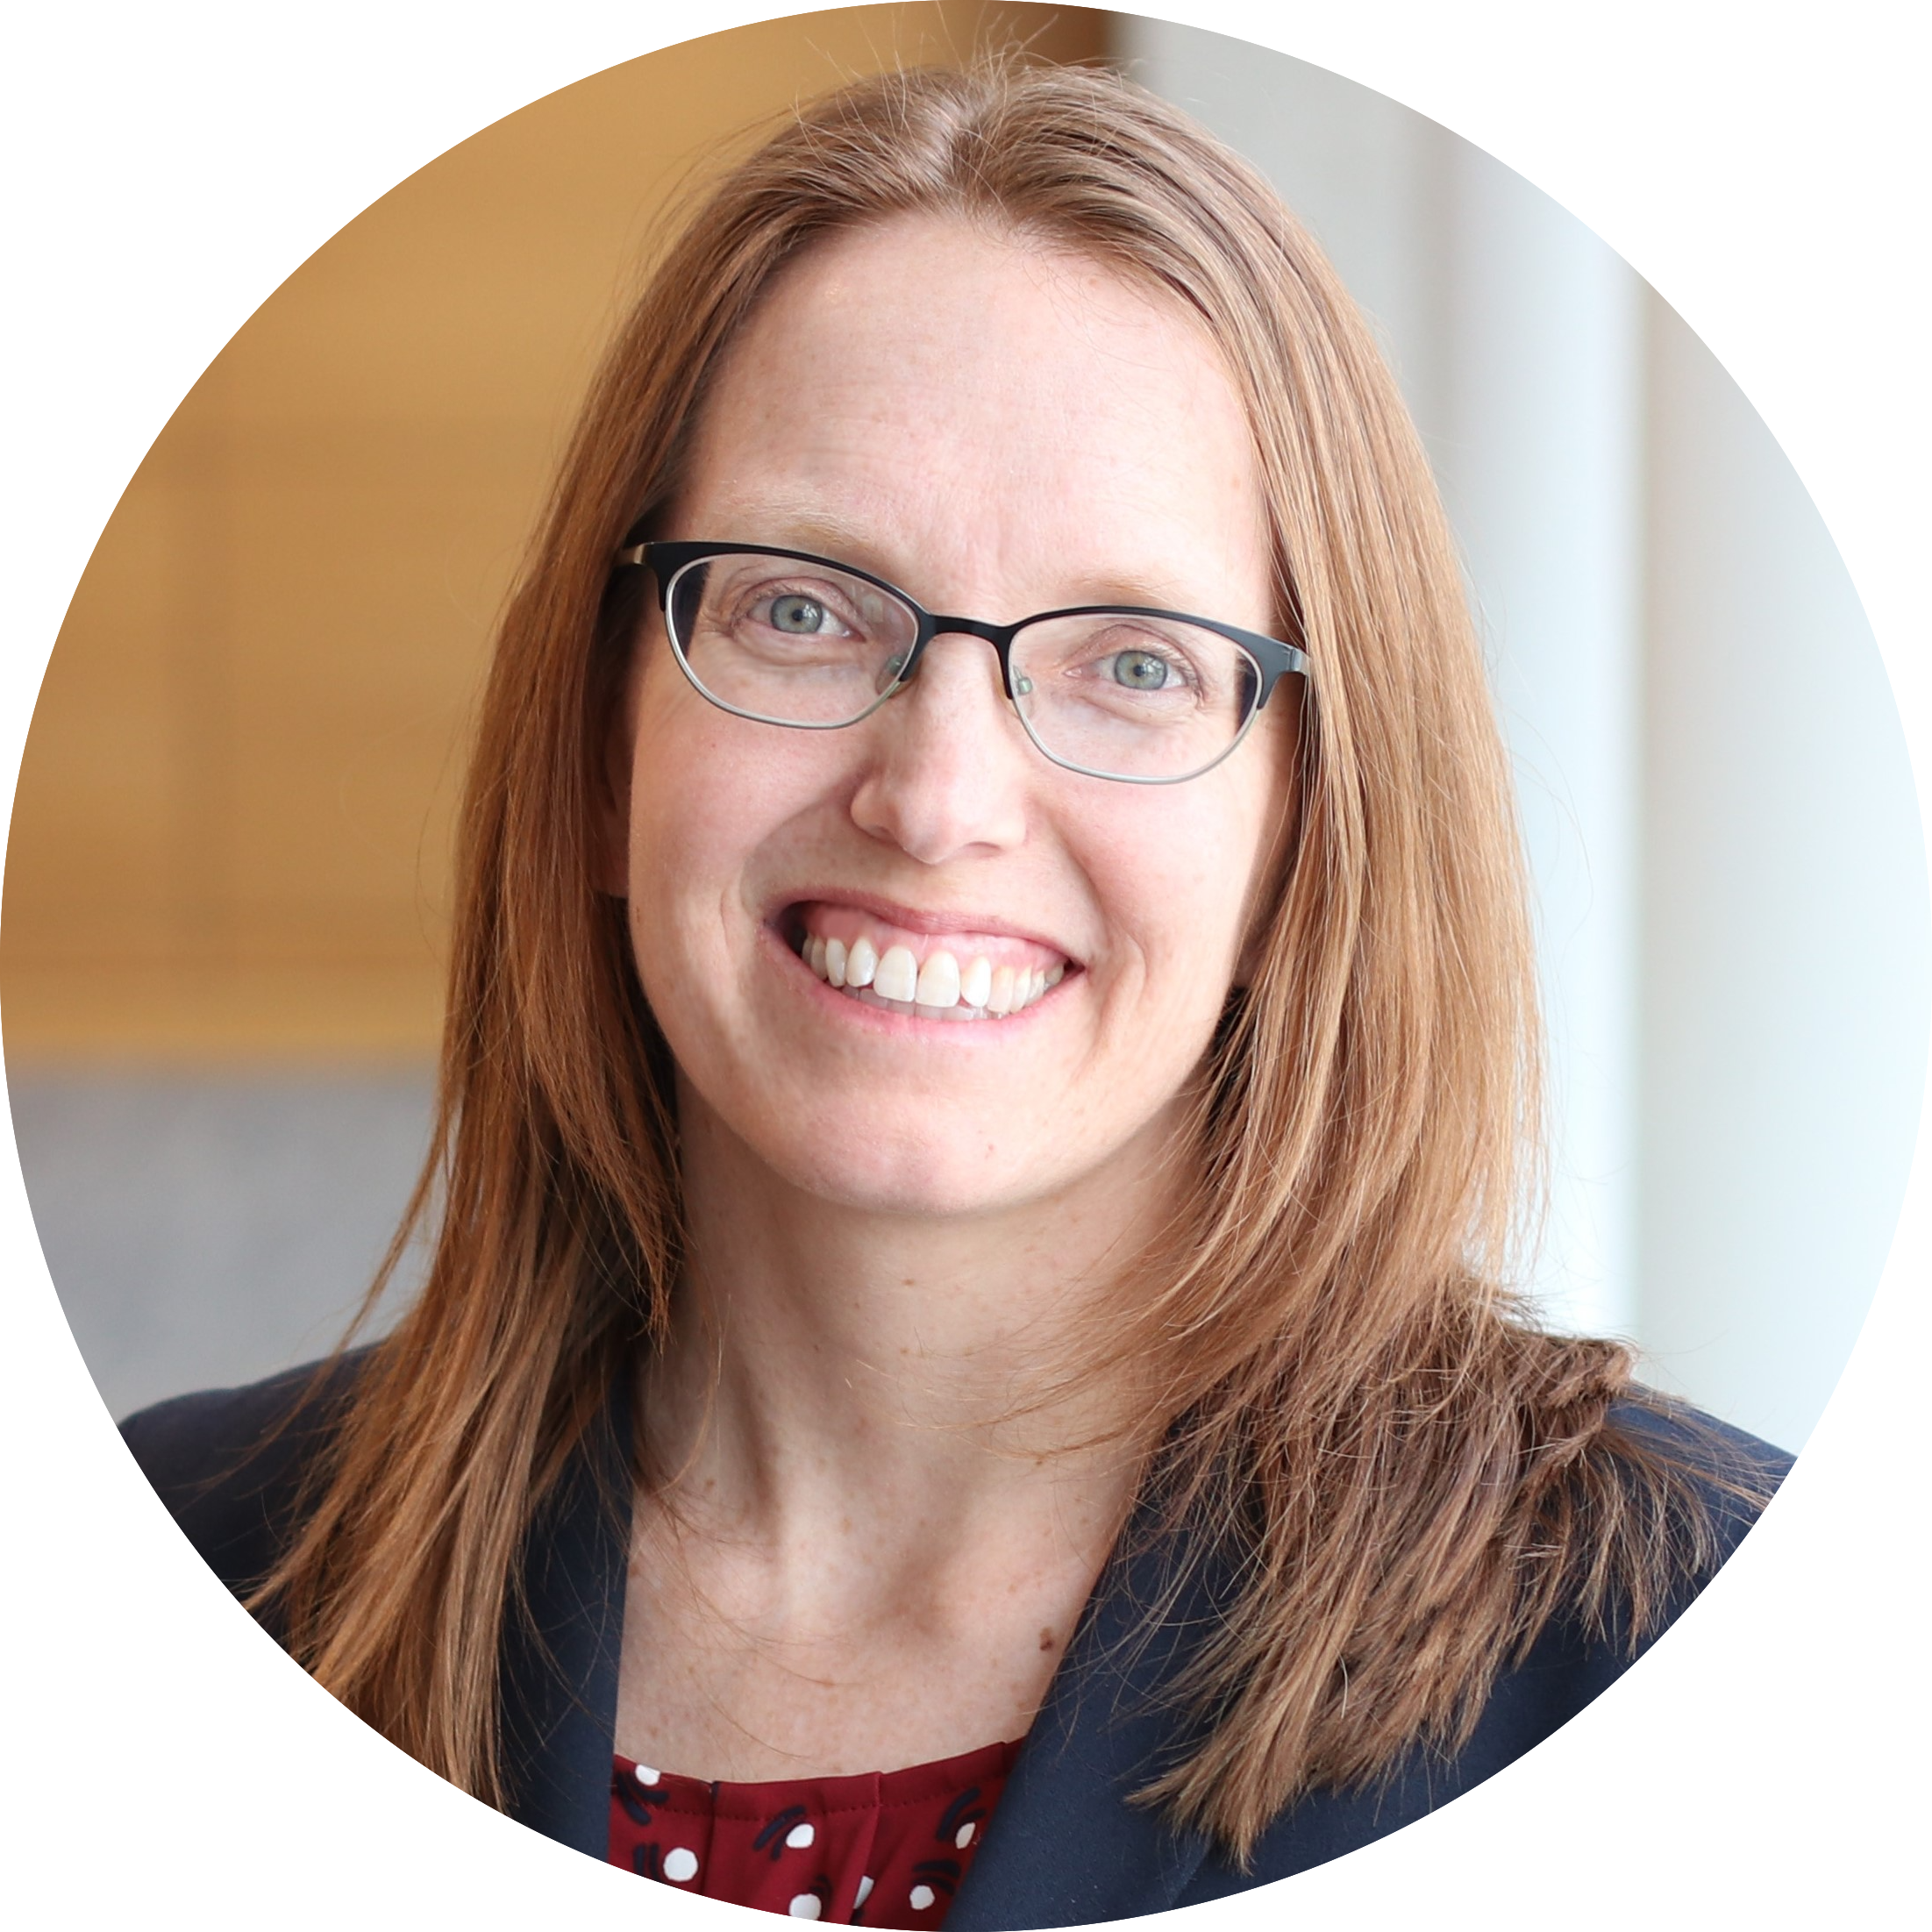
[1128,807,1282,1012]
[628,647,769,845]
[622,685,759,966]
[1087,781,1284,997]
[623,679,852,930]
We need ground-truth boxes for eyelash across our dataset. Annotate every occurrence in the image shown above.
[742,579,864,631]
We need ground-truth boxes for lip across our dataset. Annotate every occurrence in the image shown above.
[765,888,1084,967]
[755,923,1071,1032]
[758,892,1080,1030]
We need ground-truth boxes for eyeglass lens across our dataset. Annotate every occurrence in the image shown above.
[666,553,1260,781]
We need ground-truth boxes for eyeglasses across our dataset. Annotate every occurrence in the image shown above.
[612,534,1308,785]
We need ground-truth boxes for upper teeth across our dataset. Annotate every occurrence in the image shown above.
[802,930,1064,1017]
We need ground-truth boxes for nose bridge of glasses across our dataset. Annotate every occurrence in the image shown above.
[904,613,1020,701]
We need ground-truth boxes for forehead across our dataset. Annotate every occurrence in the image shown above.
[672,212,1272,617]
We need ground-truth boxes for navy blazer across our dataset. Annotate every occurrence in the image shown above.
[122,1358,1786,1927]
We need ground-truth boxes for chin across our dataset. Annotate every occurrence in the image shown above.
[773,1130,1047,1222]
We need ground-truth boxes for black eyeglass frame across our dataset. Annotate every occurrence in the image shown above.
[612,531,1310,786]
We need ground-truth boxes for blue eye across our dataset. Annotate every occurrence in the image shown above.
[1109,649,1174,690]
[769,594,831,633]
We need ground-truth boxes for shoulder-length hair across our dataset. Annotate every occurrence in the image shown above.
[261,56,1741,1859]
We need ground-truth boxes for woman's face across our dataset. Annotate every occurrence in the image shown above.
[612,212,1293,1221]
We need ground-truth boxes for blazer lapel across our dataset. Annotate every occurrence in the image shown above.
[497,1369,635,1857]
[487,1381,1221,1920]
[946,1507,1224,1931]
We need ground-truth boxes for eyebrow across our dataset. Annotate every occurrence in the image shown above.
[699,501,1210,616]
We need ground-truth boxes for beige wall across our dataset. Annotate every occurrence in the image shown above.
[3,6,1108,1064]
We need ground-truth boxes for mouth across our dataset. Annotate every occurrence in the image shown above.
[781,901,1073,1023]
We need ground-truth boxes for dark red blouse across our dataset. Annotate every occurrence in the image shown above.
[609,1741,1019,1926]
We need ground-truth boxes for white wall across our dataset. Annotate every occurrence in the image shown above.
[1116,16,1928,1447]
[1429,150,1643,1344]
[1639,307,1928,1448]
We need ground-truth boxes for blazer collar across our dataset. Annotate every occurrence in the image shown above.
[497,1366,635,1857]
[944,1495,1221,1930]
[495,1374,1220,1921]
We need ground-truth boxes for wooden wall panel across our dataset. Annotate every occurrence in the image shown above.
[3,6,1111,1064]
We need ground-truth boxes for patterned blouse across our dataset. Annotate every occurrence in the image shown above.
[610,1739,1020,1926]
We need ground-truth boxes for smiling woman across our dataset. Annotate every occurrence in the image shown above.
[613,217,1294,1237]
[120,57,1786,1927]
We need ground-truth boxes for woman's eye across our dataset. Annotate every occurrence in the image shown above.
[1108,648,1176,690]
[766,592,838,634]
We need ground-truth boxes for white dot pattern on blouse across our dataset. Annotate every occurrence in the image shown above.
[610,1738,1019,1924]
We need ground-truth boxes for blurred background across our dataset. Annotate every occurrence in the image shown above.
[6,6,1923,1452]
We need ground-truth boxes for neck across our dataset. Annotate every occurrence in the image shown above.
[644,1085,1180,1550]
[616,1085,1185,1776]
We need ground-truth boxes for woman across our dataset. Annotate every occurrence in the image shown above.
[124,59,1784,1927]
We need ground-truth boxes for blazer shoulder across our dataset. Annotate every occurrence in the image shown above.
[1181,1394,1793,1903]
[1603,1388,1791,1469]
[1601,1388,1793,1561]
[120,1351,369,1602]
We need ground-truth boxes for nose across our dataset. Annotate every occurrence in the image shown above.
[848,631,1030,864]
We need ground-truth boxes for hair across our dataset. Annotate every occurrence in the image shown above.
[257,56,1758,1859]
